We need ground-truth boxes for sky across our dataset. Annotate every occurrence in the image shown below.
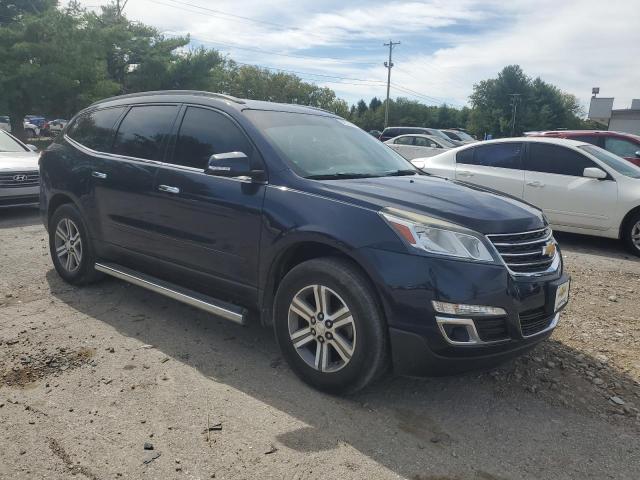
[65,0,639,111]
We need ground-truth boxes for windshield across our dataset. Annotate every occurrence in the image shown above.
[246,111,418,179]
[579,145,640,179]
[454,130,475,141]
[0,132,28,153]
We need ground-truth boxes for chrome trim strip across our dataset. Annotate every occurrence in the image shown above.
[520,312,560,338]
[94,262,246,325]
[485,227,548,237]
[435,316,510,346]
[490,231,552,246]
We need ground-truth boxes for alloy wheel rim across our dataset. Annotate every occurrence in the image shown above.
[288,285,356,373]
[54,218,83,273]
[633,221,640,250]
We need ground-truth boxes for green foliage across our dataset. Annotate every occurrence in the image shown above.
[468,65,589,138]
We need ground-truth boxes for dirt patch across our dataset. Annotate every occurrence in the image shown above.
[1,347,94,387]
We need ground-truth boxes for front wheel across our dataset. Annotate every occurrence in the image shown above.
[622,212,640,257]
[273,257,388,394]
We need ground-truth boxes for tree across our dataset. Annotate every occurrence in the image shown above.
[0,0,57,26]
[0,1,119,138]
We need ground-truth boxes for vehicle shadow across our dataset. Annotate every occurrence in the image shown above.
[0,206,40,229]
[45,270,640,479]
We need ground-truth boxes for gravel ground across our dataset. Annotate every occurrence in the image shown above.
[1,207,639,480]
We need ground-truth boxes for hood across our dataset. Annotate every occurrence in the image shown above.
[0,151,39,172]
[312,174,545,234]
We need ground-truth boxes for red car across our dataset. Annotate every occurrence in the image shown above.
[525,130,640,166]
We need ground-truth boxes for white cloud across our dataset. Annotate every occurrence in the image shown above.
[64,0,640,109]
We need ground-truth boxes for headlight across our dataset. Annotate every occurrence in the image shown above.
[380,207,495,262]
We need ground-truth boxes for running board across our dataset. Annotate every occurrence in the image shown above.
[94,262,247,325]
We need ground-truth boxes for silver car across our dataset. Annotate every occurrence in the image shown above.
[0,130,40,208]
[385,134,455,160]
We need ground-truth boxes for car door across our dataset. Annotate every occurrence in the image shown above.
[413,136,442,158]
[523,142,618,231]
[91,104,180,253]
[454,142,525,198]
[150,105,267,298]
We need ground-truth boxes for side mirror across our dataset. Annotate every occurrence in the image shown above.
[635,150,640,159]
[26,144,38,152]
[206,151,264,182]
[583,167,607,179]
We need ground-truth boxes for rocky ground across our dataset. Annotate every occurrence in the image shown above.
[1,208,639,479]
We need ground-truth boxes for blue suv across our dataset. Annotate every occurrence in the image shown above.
[39,91,570,393]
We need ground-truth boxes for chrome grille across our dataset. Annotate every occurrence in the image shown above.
[0,171,39,188]
[486,227,557,274]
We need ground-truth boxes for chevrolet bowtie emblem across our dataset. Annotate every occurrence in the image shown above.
[542,242,557,258]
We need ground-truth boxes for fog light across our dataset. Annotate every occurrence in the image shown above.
[432,301,506,317]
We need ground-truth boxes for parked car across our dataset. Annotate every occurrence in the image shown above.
[379,126,463,145]
[40,91,569,393]
[0,116,11,132]
[415,137,640,255]
[384,134,454,160]
[440,129,477,144]
[24,122,40,138]
[525,130,640,166]
[0,130,40,208]
[24,115,46,128]
[368,129,382,137]
[49,119,68,133]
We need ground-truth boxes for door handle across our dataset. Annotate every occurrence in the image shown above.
[526,181,544,187]
[458,170,474,177]
[158,185,180,194]
[92,171,107,179]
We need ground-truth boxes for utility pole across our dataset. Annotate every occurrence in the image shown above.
[383,40,400,129]
[508,93,521,137]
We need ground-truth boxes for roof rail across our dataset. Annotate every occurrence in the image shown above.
[90,90,245,107]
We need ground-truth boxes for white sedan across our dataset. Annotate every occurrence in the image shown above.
[414,137,640,255]
[385,134,455,161]
[0,130,40,208]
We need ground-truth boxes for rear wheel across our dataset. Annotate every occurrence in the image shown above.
[274,257,388,394]
[49,204,102,285]
[622,212,640,257]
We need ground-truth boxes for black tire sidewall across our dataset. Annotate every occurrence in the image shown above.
[623,213,640,257]
[49,204,97,284]
[274,258,387,394]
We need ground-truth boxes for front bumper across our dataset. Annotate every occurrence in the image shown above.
[0,186,40,208]
[358,247,568,376]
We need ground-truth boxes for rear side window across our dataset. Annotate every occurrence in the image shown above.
[112,105,179,161]
[67,107,125,152]
[456,147,474,164]
[394,136,413,145]
[570,135,601,146]
[171,107,253,169]
[604,137,639,158]
[526,143,595,176]
[457,143,522,168]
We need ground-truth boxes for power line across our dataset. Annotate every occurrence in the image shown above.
[232,61,386,85]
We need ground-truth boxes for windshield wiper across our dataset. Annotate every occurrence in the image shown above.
[305,172,383,180]
[382,169,421,177]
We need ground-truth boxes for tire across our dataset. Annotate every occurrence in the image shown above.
[49,203,102,285]
[622,212,640,257]
[273,257,388,394]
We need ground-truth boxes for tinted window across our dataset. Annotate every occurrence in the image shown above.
[394,136,413,145]
[604,137,639,158]
[172,107,253,169]
[67,107,125,152]
[458,143,522,168]
[569,135,601,146]
[414,137,437,148]
[112,105,179,161]
[526,143,595,176]
[456,147,474,164]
